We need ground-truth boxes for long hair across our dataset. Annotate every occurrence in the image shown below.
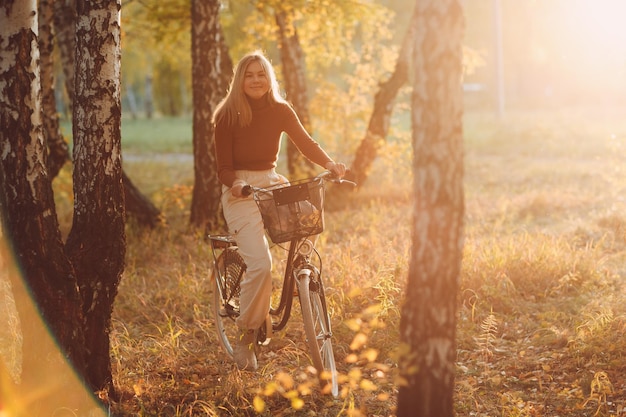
[213,50,286,127]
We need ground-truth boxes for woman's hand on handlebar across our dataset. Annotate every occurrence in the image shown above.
[325,161,347,178]
[231,179,248,198]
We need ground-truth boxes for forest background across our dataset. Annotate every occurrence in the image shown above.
[3,0,626,416]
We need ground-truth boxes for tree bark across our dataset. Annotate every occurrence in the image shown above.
[65,0,125,397]
[39,0,71,179]
[348,23,414,187]
[0,0,87,392]
[275,10,316,178]
[189,0,232,230]
[397,1,465,416]
[53,0,162,229]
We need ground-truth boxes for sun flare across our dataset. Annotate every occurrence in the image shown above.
[568,0,626,56]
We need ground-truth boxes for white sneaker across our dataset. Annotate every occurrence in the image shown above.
[233,329,257,371]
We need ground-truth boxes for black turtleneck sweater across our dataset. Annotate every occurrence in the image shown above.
[215,96,332,187]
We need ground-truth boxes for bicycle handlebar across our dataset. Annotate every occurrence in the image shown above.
[317,170,357,187]
[240,171,356,197]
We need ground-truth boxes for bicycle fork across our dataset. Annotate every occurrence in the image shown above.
[295,265,332,338]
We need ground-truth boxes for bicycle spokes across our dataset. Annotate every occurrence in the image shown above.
[212,247,246,358]
[297,269,339,397]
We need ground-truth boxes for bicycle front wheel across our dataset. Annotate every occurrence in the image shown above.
[296,269,339,397]
[211,248,246,358]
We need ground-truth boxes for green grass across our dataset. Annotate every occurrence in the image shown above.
[121,116,193,154]
[60,115,193,155]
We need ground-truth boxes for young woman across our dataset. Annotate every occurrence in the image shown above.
[213,50,346,370]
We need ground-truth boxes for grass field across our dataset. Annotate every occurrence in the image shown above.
[59,107,626,415]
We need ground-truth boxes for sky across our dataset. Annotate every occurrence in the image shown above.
[465,0,626,106]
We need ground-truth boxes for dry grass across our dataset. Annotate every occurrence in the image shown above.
[94,107,626,415]
[108,175,409,416]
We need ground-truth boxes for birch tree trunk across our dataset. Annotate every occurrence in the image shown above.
[65,0,125,397]
[397,1,465,416]
[53,0,162,229]
[189,0,232,230]
[0,0,87,397]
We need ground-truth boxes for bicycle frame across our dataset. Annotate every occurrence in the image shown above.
[269,237,323,332]
[208,234,323,335]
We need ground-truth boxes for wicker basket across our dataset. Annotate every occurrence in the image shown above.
[253,178,325,243]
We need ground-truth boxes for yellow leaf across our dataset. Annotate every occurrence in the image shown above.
[359,379,378,391]
[350,333,368,351]
[370,317,385,329]
[263,381,278,396]
[377,392,390,401]
[347,287,363,298]
[364,303,383,315]
[320,370,333,381]
[253,396,265,413]
[344,318,362,332]
[276,372,294,389]
[290,396,304,410]
[321,381,334,395]
[360,348,379,362]
[284,389,299,399]
[133,380,144,396]
[345,353,358,363]
[348,368,362,381]
[297,382,313,396]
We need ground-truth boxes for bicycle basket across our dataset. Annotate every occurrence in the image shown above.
[253,178,325,243]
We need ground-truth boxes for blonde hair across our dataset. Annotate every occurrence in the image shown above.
[213,50,286,127]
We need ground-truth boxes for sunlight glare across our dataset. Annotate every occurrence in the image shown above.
[540,0,626,99]
[569,0,626,56]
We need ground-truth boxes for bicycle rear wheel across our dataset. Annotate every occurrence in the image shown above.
[296,269,339,397]
[211,247,246,358]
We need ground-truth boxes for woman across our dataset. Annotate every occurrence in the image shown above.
[213,50,346,371]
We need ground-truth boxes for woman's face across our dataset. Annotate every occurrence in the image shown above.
[243,60,270,100]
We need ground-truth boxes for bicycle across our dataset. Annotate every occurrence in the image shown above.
[207,171,356,397]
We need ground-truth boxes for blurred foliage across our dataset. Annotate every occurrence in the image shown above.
[114,0,405,154]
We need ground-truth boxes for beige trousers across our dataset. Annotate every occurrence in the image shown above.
[221,169,287,331]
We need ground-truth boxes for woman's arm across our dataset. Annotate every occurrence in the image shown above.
[281,105,334,168]
[214,121,238,187]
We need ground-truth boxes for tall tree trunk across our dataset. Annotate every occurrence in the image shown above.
[39,0,71,179]
[0,0,87,397]
[397,1,465,416]
[275,10,315,178]
[65,0,125,398]
[348,23,415,187]
[189,0,232,230]
[53,0,162,229]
